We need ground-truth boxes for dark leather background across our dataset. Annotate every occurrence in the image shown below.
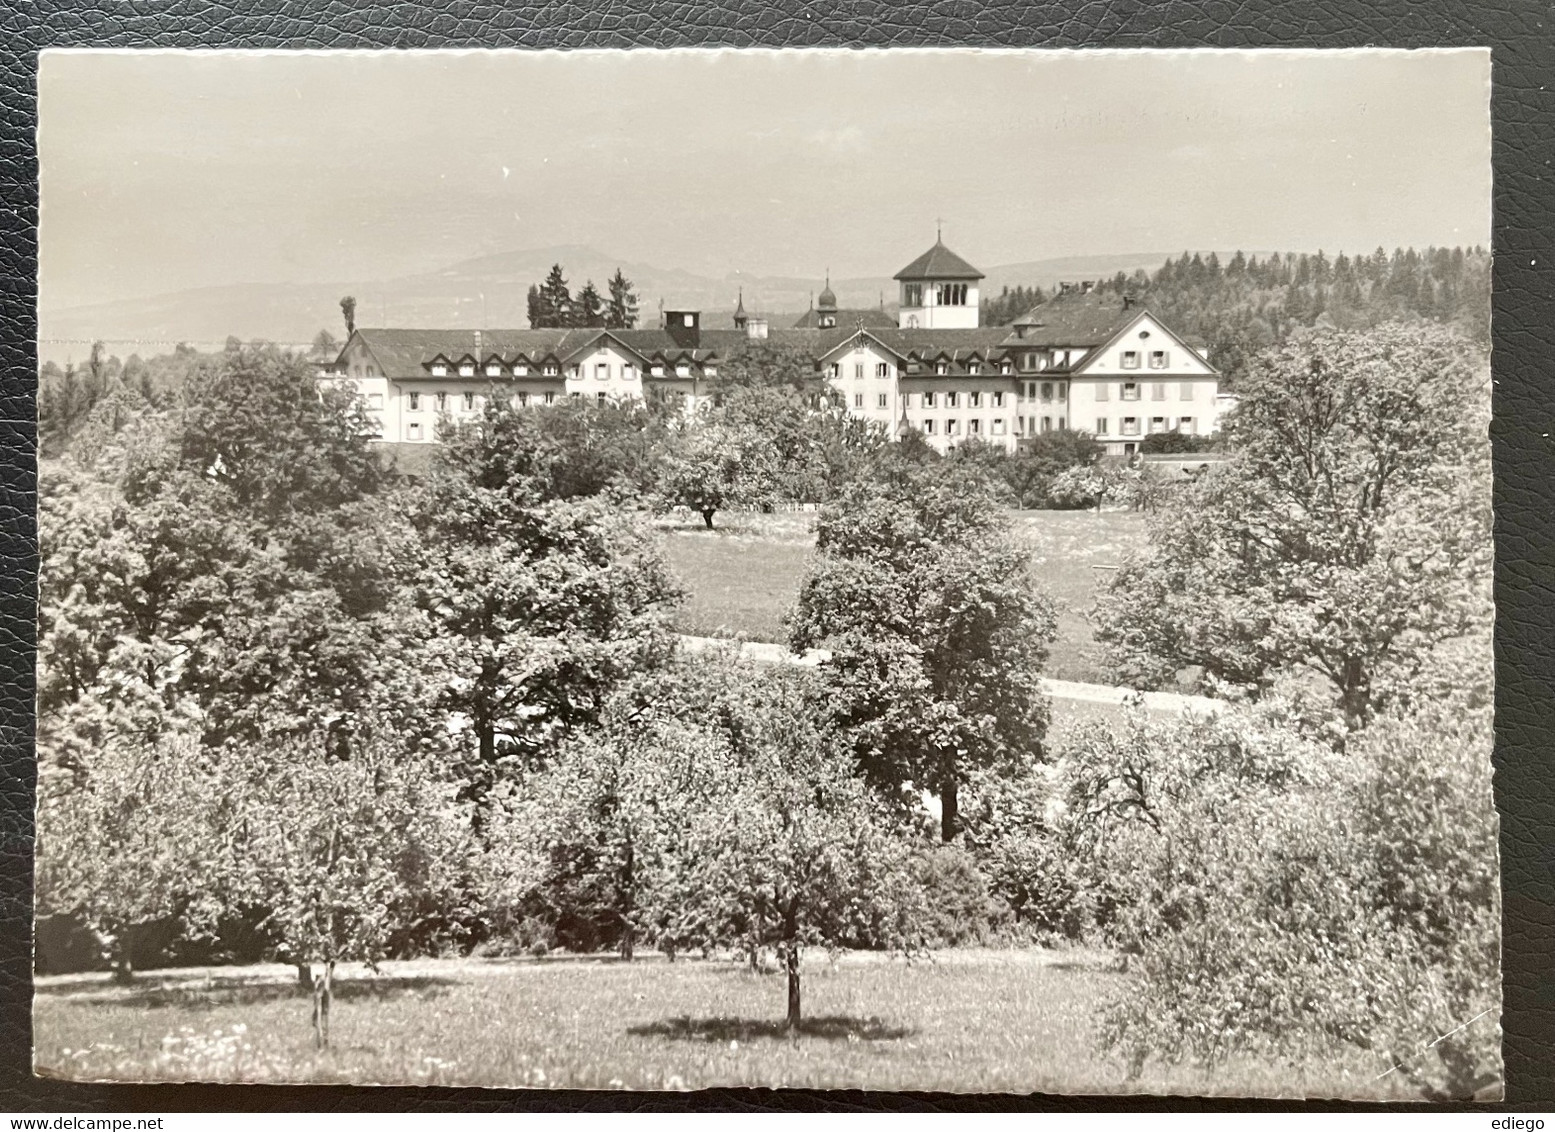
[1,0,1550,1112]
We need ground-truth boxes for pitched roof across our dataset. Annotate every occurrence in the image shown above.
[893,239,984,281]
[791,308,897,330]
[1003,292,1142,347]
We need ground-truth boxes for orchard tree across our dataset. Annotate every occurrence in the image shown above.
[789,462,1057,840]
[648,667,926,1031]
[1093,323,1491,723]
[223,721,474,1046]
[659,417,779,529]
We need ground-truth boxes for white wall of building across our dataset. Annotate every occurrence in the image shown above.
[897,282,981,329]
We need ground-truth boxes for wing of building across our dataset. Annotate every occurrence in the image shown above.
[324,237,1222,458]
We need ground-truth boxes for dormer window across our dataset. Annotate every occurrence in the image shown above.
[515,363,529,376]
[969,362,981,375]
[459,363,475,377]
[650,364,664,377]
[1000,361,1013,375]
[486,363,501,377]
[431,363,447,376]
[543,363,558,376]
[935,362,948,375]
[703,366,717,378]
[676,364,690,378]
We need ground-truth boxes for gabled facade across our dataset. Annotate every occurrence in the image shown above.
[324,236,1222,457]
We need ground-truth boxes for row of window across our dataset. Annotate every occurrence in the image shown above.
[405,391,479,412]
[919,417,1009,438]
[1095,416,1196,436]
[1098,381,1197,402]
[427,360,713,380]
[901,282,971,307]
[840,390,1014,410]
[1119,350,1170,370]
[1022,382,1068,403]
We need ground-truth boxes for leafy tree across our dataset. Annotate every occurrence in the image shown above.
[1094,324,1491,723]
[789,462,1057,840]
[1063,681,1499,1098]
[340,295,356,337]
[658,417,779,529]
[411,428,681,795]
[645,665,925,1030]
[606,268,639,330]
[222,721,473,1046]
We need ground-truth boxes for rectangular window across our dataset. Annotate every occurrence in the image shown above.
[855,364,865,379]
[992,392,1004,407]
[623,364,636,381]
[1096,417,1108,435]
[596,363,610,381]
[598,392,608,405]
[1000,362,1012,375]
[408,392,420,411]
[486,364,501,377]
[1041,382,1053,400]
[367,393,384,410]
[431,363,447,377]
[1180,381,1194,400]
[1152,383,1167,401]
[969,419,981,434]
[1041,416,1052,433]
[463,391,475,411]
[969,392,981,408]
[923,392,936,409]
[991,418,1005,435]
[969,362,981,375]
[1057,384,1067,403]
[1023,352,1038,371]
[854,393,864,408]
[876,362,889,378]
[1179,416,1195,435]
[877,393,888,408]
[515,364,528,376]
[543,364,558,376]
[1096,383,1110,402]
[1121,351,1141,370]
[935,362,948,375]
[570,391,581,400]
[1024,382,1036,400]
[904,283,923,307]
[435,392,447,411]
[407,422,422,441]
[459,363,475,377]
[676,364,690,377]
[946,419,960,435]
[517,391,529,406]
[1122,383,1140,401]
[923,419,936,434]
[544,391,556,404]
[1151,417,1166,433]
[1150,350,1169,369]
[946,392,959,408]
[1123,417,1140,436]
[650,364,664,377]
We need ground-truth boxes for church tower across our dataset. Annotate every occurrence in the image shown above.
[894,228,983,329]
[816,272,838,329]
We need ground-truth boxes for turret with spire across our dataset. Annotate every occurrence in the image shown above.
[893,224,984,329]
[733,286,748,330]
[817,271,838,328]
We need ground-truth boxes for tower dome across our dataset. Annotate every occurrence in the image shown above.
[817,273,837,312]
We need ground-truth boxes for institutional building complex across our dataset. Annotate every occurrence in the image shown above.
[327,237,1224,457]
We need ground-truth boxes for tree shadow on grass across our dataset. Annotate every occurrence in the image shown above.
[630,1015,915,1043]
[39,974,459,1011]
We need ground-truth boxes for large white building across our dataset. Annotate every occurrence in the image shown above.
[326,236,1222,458]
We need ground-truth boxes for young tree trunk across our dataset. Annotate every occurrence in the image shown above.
[111,923,136,984]
[940,773,959,842]
[296,963,312,990]
[620,929,634,962]
[312,961,334,1049]
[701,509,716,530]
[785,941,802,1032]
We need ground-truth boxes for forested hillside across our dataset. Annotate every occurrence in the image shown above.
[982,246,1490,385]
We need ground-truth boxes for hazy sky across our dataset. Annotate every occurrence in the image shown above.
[39,48,1490,310]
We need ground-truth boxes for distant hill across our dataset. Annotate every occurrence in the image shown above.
[38,245,1249,359]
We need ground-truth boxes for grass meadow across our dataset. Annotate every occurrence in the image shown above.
[658,509,1149,685]
[33,949,1406,1098]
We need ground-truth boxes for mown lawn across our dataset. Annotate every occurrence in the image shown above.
[33,949,1403,1098]
[657,509,1149,685]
